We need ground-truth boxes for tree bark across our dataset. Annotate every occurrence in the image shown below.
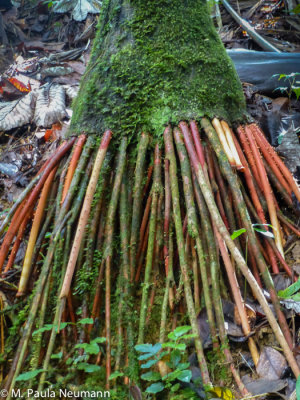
[71,0,246,138]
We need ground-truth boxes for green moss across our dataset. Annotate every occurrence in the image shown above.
[71,0,246,139]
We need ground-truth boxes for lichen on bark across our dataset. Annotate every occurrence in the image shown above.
[71,0,246,139]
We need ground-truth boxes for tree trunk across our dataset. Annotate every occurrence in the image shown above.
[71,0,246,138]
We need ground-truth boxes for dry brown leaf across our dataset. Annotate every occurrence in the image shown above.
[0,91,36,131]
[33,84,66,127]
[257,346,287,380]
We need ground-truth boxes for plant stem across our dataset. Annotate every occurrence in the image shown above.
[118,171,132,374]
[138,144,161,344]
[164,126,210,385]
[0,138,76,273]
[135,219,150,283]
[0,174,40,237]
[203,119,293,348]
[38,232,67,391]
[262,158,293,209]
[61,134,86,203]
[215,228,259,365]
[242,187,294,279]
[220,120,243,170]
[60,131,112,299]
[29,269,51,387]
[182,118,298,376]
[244,125,284,257]
[102,137,127,387]
[129,133,150,281]
[231,130,267,225]
[251,123,300,202]
[18,166,58,296]
[4,206,34,274]
[174,126,217,343]
[212,118,235,167]
[7,212,71,398]
[163,159,175,309]
[160,223,174,343]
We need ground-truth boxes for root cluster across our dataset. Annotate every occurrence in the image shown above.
[1,119,300,397]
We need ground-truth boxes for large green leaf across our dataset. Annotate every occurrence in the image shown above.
[138,353,154,360]
[51,351,63,360]
[78,318,94,325]
[76,363,101,373]
[91,337,106,344]
[16,369,44,382]
[162,342,186,351]
[135,343,161,354]
[293,87,300,100]
[230,228,246,240]
[168,326,192,340]
[278,278,300,299]
[151,343,162,354]
[170,383,181,392]
[75,342,100,354]
[170,349,181,367]
[162,370,181,381]
[180,333,198,340]
[141,359,158,369]
[177,362,190,371]
[145,382,165,393]
[177,370,192,383]
[141,371,161,381]
[32,324,54,336]
[109,371,124,380]
[32,322,69,336]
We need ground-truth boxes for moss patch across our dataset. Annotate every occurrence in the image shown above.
[71,0,246,139]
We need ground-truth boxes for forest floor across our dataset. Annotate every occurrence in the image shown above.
[0,1,300,399]
[0,0,299,210]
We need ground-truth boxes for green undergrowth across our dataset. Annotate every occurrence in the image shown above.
[70,0,246,141]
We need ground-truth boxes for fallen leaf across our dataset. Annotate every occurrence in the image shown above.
[40,66,74,78]
[24,40,65,51]
[0,91,36,131]
[44,122,62,141]
[257,347,287,380]
[53,0,101,21]
[8,77,31,92]
[64,85,79,100]
[33,84,66,127]
[245,378,287,395]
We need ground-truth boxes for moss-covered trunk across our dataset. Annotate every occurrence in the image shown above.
[71,0,246,138]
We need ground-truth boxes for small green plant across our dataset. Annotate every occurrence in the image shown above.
[274,72,300,102]
[42,0,59,8]
[292,4,300,14]
[32,317,94,336]
[230,223,275,241]
[134,326,200,398]
[278,278,300,301]
[17,318,103,381]
[231,223,274,270]
[273,72,300,144]
[67,336,106,373]
[16,369,45,382]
